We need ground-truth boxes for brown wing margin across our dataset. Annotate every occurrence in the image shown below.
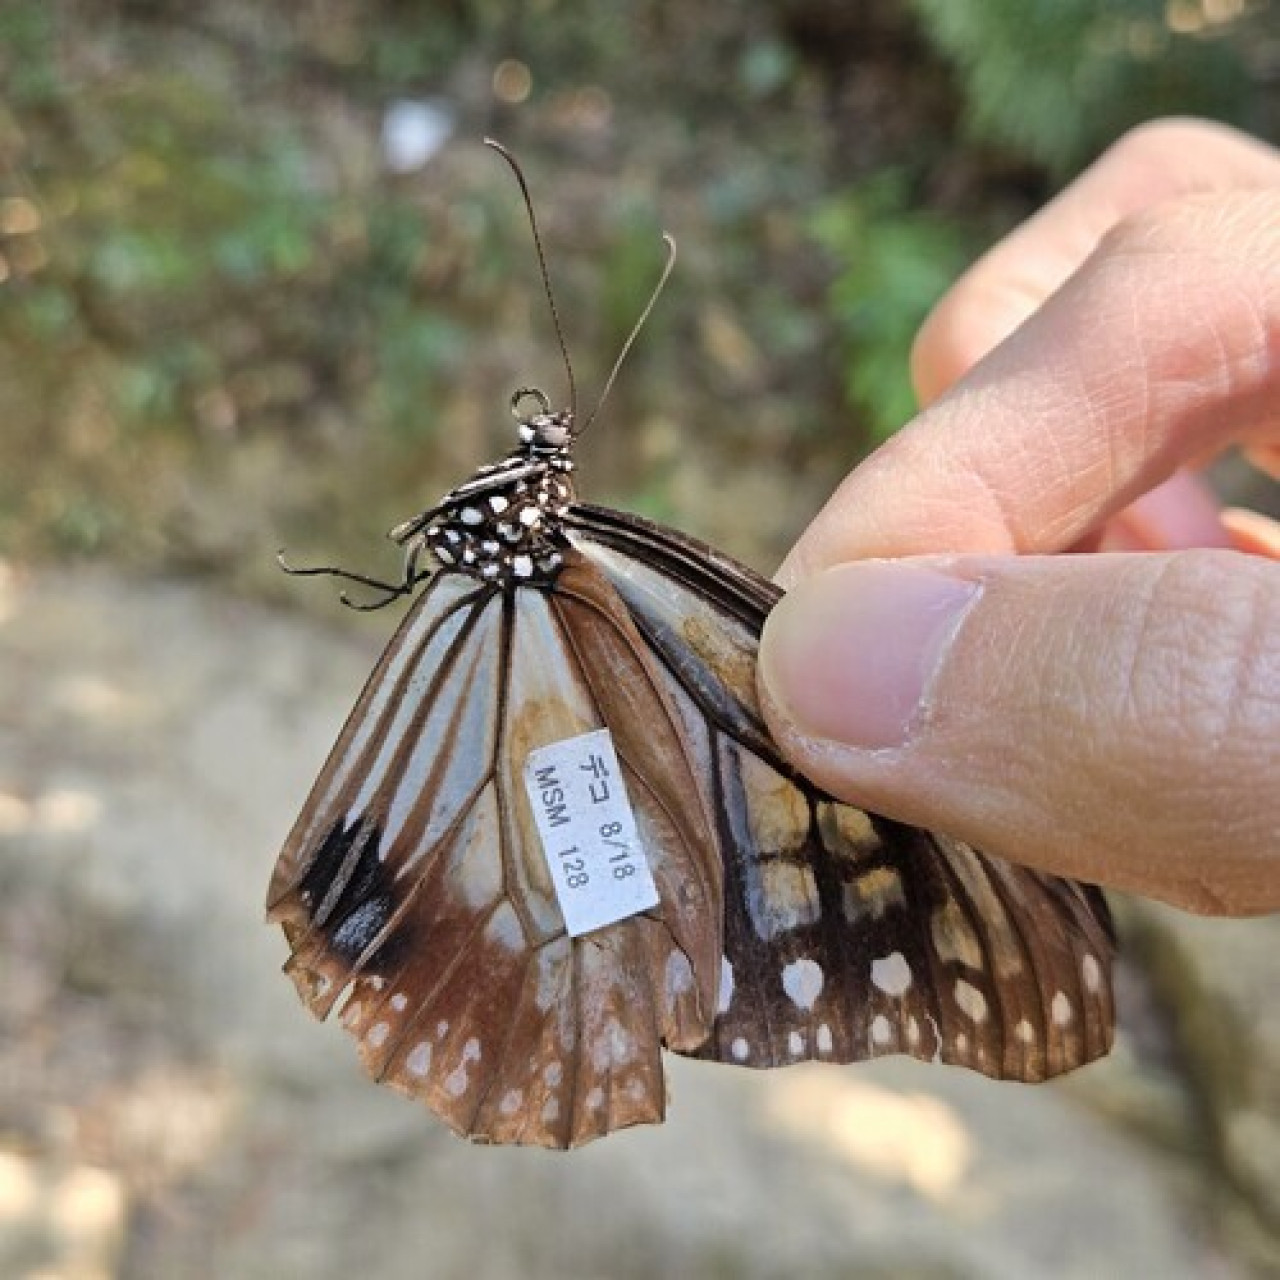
[565,504,1117,1080]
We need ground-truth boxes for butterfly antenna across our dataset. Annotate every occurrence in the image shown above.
[580,233,676,437]
[484,138,577,419]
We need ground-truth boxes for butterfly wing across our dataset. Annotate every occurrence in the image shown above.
[267,559,723,1149]
[565,504,1116,1080]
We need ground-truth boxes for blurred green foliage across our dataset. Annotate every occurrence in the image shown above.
[0,0,1273,575]
[911,0,1262,174]
[811,179,970,442]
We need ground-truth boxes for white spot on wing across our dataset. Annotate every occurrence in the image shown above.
[954,980,988,1024]
[718,958,735,1014]
[870,1015,893,1047]
[731,1037,750,1061]
[390,993,408,1012]
[444,1037,481,1098]
[593,1019,632,1070]
[751,859,821,940]
[585,1087,604,1110]
[1082,953,1102,993]
[870,951,913,998]
[367,1021,390,1048]
[788,1030,804,1056]
[484,901,525,952]
[781,957,825,1010]
[1052,991,1073,1026]
[544,1061,563,1087]
[924,1012,943,1063]
[541,1098,560,1123]
[816,1024,833,1054]
[499,1089,523,1116]
[1015,1019,1034,1044]
[406,1041,431,1077]
[666,950,694,998]
[534,947,565,1013]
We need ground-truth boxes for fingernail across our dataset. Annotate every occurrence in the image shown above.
[761,562,979,750]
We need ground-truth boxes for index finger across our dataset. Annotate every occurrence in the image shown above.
[913,118,1280,404]
[779,189,1280,584]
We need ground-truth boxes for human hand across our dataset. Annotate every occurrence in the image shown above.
[759,119,1280,915]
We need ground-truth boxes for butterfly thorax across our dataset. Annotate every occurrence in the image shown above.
[418,406,577,585]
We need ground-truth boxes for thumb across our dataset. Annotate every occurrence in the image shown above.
[758,551,1280,916]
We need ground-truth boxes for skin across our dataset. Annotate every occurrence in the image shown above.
[758,119,1280,916]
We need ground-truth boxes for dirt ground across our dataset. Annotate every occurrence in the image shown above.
[1,563,1277,1279]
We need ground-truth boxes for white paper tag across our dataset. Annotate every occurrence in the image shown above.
[524,728,660,937]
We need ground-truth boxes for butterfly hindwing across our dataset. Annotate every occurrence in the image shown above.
[268,552,722,1148]
[566,504,1116,1081]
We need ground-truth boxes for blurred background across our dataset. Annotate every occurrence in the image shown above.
[1,2,1278,1277]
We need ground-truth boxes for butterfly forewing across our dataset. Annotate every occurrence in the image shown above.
[565,504,1116,1080]
[269,547,723,1148]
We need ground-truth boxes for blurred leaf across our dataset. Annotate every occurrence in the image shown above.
[811,178,971,441]
[739,38,797,99]
[911,0,1254,173]
[0,7,59,106]
[373,307,470,438]
[14,284,80,340]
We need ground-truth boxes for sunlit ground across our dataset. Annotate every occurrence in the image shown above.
[2,561,1277,1277]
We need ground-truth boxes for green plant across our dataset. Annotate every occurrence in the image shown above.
[911,0,1254,174]
[810,178,971,442]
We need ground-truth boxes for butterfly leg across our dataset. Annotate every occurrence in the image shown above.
[338,539,434,612]
[276,543,431,611]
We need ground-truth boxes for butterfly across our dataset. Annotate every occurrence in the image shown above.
[266,142,1116,1150]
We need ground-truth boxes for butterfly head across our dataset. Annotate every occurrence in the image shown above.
[512,388,574,457]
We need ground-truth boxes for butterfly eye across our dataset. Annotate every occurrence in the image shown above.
[533,417,571,449]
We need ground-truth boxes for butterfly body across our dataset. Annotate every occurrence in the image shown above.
[409,400,578,588]
[268,392,1116,1150]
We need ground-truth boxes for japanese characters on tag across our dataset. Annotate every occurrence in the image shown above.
[523,729,660,936]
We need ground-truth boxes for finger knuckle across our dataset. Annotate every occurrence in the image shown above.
[1101,188,1279,264]
[1094,194,1278,410]
[1124,552,1276,729]
[1106,117,1240,171]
